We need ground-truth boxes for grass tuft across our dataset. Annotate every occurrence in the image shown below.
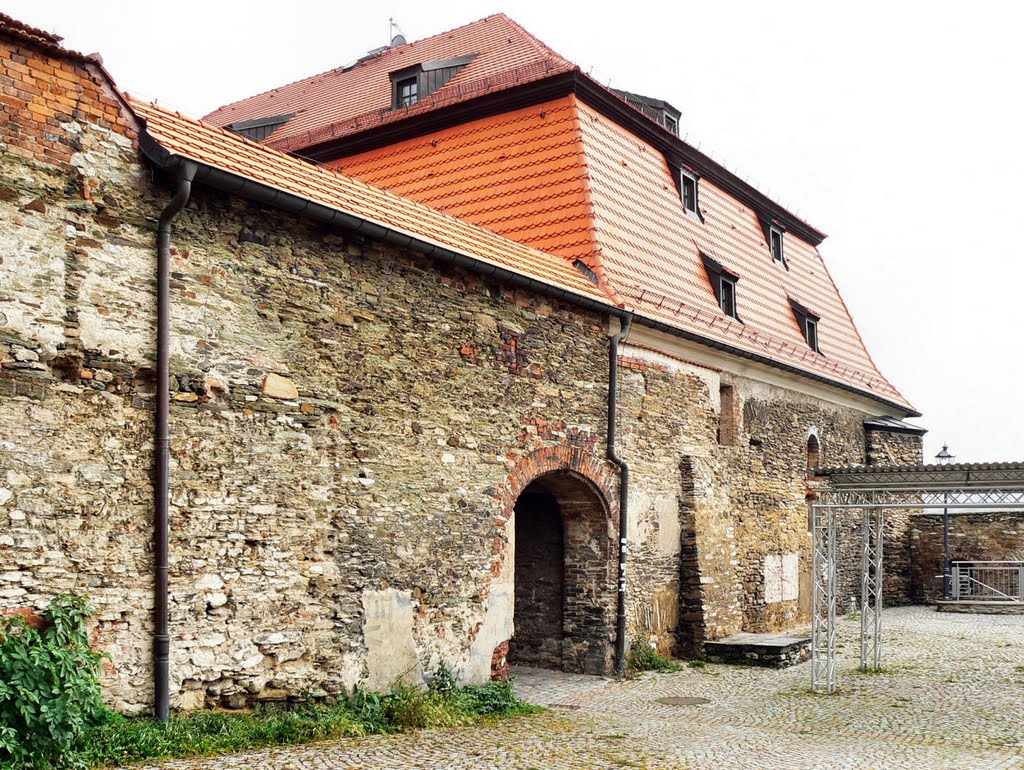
[68,673,540,768]
[627,639,683,673]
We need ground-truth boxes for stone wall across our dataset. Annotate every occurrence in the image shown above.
[0,27,924,714]
[863,429,923,605]
[910,513,1024,602]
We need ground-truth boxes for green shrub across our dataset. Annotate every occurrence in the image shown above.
[627,638,683,673]
[0,594,112,769]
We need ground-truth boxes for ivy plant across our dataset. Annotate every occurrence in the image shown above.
[0,594,111,769]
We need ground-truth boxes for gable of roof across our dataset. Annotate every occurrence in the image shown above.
[203,14,576,155]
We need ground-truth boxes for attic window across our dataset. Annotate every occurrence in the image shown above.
[770,226,785,266]
[789,297,821,353]
[805,317,819,352]
[664,114,679,136]
[227,113,295,141]
[395,76,418,108]
[680,169,698,216]
[390,55,476,110]
[720,276,737,319]
[701,253,741,321]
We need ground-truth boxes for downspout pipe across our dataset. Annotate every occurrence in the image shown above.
[608,313,633,676]
[154,161,196,722]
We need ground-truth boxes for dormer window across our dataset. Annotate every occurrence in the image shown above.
[720,275,737,318]
[805,317,819,353]
[680,169,698,216]
[789,297,821,353]
[390,55,476,110]
[770,226,785,266]
[227,113,295,142]
[701,253,741,321]
[664,114,679,136]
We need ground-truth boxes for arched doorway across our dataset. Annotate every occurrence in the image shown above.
[508,470,615,675]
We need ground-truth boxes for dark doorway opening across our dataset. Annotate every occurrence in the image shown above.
[508,470,614,674]
[509,487,564,668]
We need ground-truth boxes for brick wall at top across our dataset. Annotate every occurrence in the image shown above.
[0,32,134,170]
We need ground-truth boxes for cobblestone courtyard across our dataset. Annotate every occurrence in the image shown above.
[134,607,1023,769]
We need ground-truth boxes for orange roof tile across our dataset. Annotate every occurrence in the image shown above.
[128,96,613,306]
[329,96,609,282]
[203,14,576,154]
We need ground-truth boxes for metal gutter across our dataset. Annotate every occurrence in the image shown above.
[154,160,196,721]
[607,314,634,675]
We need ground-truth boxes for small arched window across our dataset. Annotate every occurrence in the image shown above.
[806,434,822,471]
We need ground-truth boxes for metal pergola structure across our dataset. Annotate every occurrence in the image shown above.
[810,462,1024,694]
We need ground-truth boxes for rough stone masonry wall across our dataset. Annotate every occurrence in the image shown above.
[0,31,628,710]
[0,141,626,711]
[611,349,902,657]
[910,512,1024,602]
[864,429,923,605]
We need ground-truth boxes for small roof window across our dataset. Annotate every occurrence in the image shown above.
[680,169,698,216]
[701,253,741,321]
[789,297,821,353]
[390,55,476,110]
[770,226,785,266]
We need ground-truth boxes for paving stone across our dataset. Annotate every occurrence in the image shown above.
[122,607,1024,769]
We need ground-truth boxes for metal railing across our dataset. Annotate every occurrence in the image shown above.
[951,561,1023,603]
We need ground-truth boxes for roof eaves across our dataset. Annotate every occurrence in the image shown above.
[132,107,618,316]
[864,416,927,435]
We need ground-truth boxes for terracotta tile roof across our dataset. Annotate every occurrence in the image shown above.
[330,95,611,288]
[328,95,911,410]
[573,101,908,406]
[127,96,612,305]
[203,14,576,154]
[0,13,92,60]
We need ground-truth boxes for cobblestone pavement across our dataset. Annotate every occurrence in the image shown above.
[133,607,1024,769]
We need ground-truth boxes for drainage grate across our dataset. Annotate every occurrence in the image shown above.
[549,703,581,710]
[656,696,711,706]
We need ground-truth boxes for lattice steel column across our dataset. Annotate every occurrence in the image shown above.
[860,496,884,671]
[811,499,836,694]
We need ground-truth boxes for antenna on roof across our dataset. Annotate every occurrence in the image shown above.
[389,18,406,47]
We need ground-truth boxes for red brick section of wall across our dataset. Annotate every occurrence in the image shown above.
[0,24,135,170]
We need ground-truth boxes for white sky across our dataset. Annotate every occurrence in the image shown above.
[9,1,1022,462]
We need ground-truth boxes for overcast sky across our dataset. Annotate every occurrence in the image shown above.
[9,1,1021,462]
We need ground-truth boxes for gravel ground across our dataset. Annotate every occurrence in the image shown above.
[125,606,1024,769]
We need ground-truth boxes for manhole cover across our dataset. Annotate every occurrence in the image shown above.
[656,696,711,706]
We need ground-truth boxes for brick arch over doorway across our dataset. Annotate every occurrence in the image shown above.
[499,446,619,675]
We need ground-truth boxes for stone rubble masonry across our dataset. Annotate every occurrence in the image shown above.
[910,512,1024,602]
[0,29,923,713]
